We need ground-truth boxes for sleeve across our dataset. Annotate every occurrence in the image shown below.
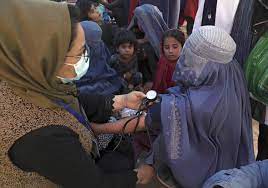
[203,161,266,188]
[78,93,114,123]
[9,125,137,188]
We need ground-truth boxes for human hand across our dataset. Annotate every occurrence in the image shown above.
[135,164,155,184]
[124,91,146,110]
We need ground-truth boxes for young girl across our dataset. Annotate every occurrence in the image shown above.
[132,30,185,160]
[153,29,185,93]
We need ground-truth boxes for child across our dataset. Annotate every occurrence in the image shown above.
[153,29,185,93]
[76,0,118,52]
[109,29,143,92]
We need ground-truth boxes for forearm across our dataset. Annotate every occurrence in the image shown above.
[91,115,146,135]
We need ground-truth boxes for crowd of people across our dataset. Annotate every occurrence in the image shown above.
[0,0,268,188]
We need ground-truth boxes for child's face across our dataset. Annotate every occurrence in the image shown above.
[117,43,135,60]
[87,5,102,23]
[163,37,182,61]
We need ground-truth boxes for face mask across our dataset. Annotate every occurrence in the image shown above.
[58,50,90,84]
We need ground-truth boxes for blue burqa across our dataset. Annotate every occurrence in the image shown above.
[148,26,255,188]
[128,4,169,58]
[75,21,123,95]
[139,0,180,29]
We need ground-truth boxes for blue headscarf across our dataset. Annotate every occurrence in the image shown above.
[75,21,122,95]
[128,4,169,58]
[139,0,180,29]
[151,26,254,188]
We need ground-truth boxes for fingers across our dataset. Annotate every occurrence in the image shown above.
[131,91,146,98]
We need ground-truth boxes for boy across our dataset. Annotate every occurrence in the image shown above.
[109,29,143,92]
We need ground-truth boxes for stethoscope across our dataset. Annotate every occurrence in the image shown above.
[112,90,160,151]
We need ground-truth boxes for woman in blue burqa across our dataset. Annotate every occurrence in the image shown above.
[128,4,168,89]
[75,21,123,96]
[92,26,255,188]
[139,0,180,29]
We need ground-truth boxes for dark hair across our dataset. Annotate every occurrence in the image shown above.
[162,29,185,48]
[75,0,98,21]
[67,4,80,50]
[114,29,137,50]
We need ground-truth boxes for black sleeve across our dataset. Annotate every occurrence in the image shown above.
[78,92,114,123]
[8,126,137,188]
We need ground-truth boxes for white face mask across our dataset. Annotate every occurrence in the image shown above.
[58,50,90,84]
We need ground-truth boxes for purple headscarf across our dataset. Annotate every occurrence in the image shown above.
[151,26,254,187]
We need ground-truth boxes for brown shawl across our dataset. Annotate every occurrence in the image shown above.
[0,0,79,111]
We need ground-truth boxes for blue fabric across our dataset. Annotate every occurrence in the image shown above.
[203,160,268,188]
[139,0,180,29]
[230,0,255,66]
[128,4,169,58]
[148,26,254,188]
[75,21,123,95]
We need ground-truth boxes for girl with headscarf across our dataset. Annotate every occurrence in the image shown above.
[92,26,255,187]
[128,4,169,91]
[153,29,185,94]
[0,1,145,187]
[132,29,185,159]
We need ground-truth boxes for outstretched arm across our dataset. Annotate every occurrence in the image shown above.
[91,115,146,135]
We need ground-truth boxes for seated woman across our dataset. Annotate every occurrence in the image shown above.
[139,0,181,29]
[92,26,255,188]
[128,4,169,92]
[75,21,123,98]
[0,1,145,187]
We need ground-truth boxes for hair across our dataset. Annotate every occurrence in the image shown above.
[114,29,137,50]
[67,4,80,50]
[162,29,186,48]
[75,0,98,21]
